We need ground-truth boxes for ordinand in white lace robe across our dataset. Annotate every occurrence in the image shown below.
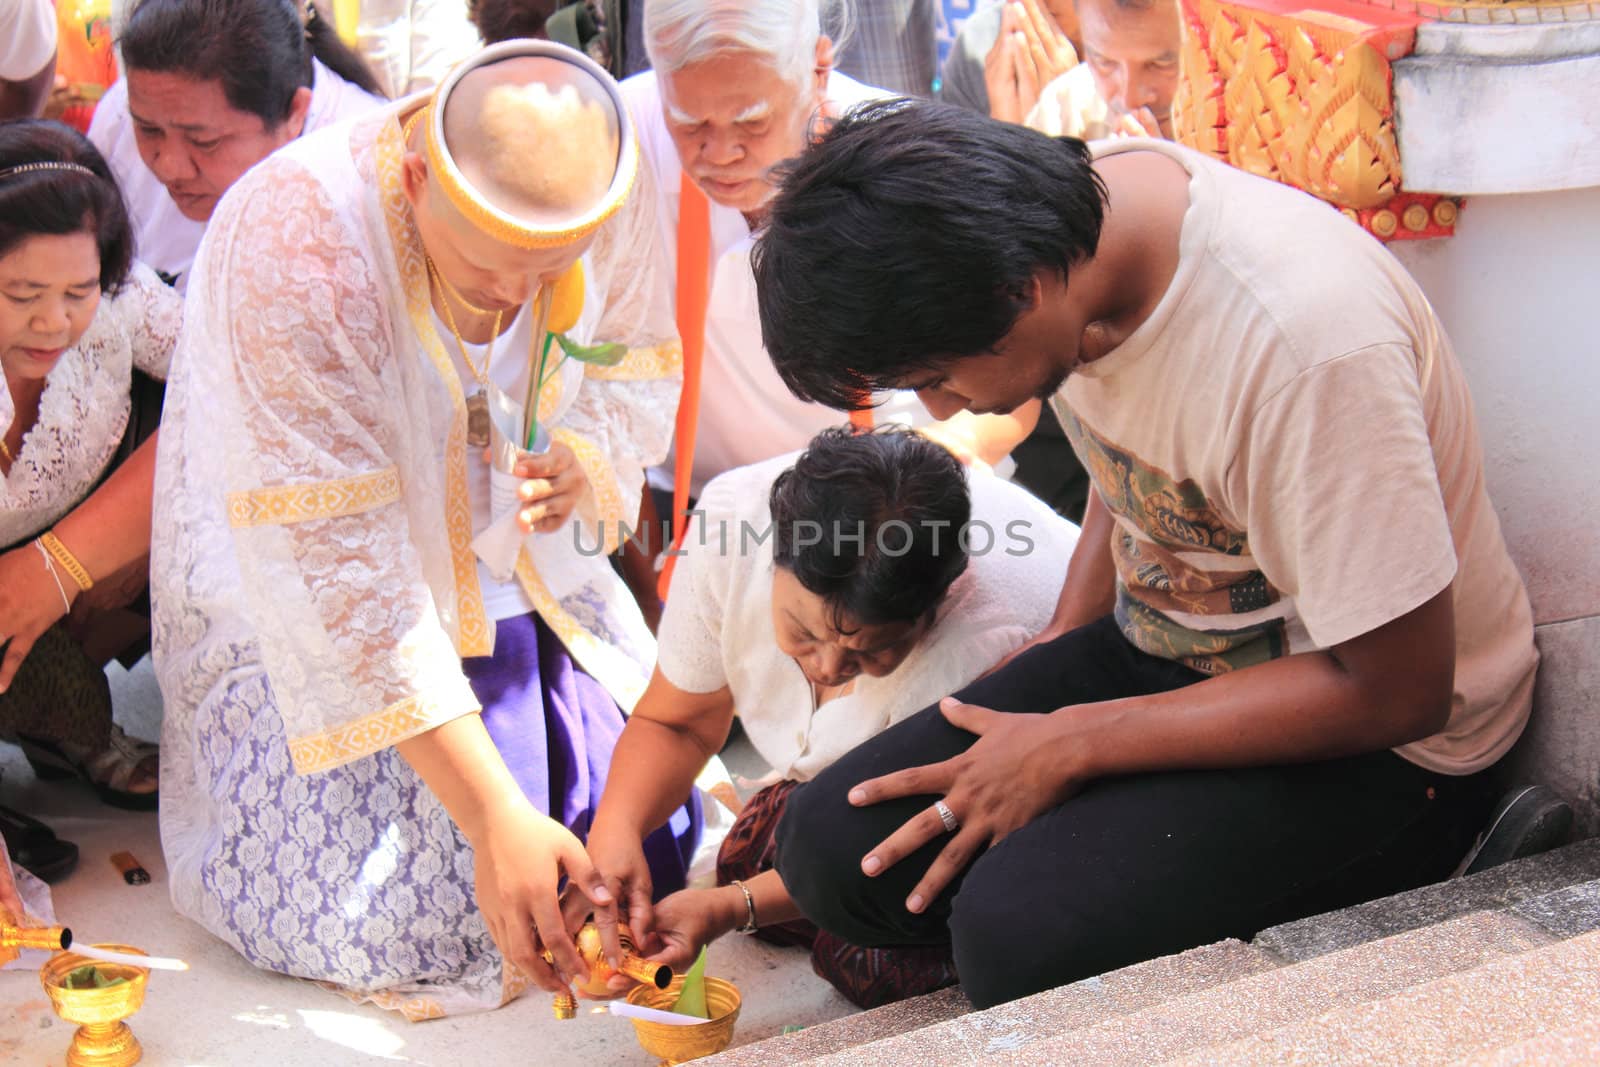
[151,105,682,1018]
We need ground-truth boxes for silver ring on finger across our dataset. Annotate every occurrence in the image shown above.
[934,799,960,834]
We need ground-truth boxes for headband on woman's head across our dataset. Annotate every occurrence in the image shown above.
[0,161,100,182]
[421,39,639,251]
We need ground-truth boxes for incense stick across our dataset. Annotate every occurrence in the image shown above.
[606,1000,707,1026]
[70,943,190,972]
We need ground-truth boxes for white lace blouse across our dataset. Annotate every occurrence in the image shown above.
[0,263,180,548]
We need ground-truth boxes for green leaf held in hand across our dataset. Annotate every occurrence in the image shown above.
[670,946,710,1019]
[554,333,627,368]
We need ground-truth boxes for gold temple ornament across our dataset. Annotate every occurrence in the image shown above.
[543,922,672,1020]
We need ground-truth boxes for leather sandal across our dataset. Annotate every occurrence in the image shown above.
[0,804,79,883]
[18,724,159,812]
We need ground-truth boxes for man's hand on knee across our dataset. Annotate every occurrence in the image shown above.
[848,697,1085,914]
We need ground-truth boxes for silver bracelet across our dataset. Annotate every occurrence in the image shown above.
[730,879,758,934]
[34,539,73,615]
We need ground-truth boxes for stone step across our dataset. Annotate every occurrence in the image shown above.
[1169,927,1600,1065]
[977,910,1551,1066]
[795,939,1280,1067]
[1453,1016,1600,1066]
[1508,873,1600,940]
[709,843,1600,1067]
[704,986,972,1066]
[1253,837,1600,963]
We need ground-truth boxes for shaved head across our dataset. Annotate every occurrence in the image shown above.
[442,55,621,224]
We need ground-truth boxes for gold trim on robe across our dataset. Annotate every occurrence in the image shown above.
[288,691,478,775]
[376,111,494,658]
[227,467,403,528]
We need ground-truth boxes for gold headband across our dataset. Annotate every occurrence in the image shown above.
[420,43,639,251]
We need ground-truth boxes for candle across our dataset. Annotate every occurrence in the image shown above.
[70,943,190,972]
[606,1001,708,1027]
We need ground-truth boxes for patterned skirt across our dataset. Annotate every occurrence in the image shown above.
[161,612,701,1019]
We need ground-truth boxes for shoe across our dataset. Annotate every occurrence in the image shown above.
[1453,784,1572,878]
[0,804,80,883]
[18,724,159,811]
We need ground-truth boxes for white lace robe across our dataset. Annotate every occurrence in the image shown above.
[150,105,681,1016]
[1,264,180,548]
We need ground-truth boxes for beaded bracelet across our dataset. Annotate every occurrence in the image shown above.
[38,530,93,592]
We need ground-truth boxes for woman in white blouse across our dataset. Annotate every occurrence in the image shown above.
[0,120,180,815]
[582,426,1078,1006]
[89,0,386,291]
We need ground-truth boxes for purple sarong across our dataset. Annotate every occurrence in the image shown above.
[466,612,701,896]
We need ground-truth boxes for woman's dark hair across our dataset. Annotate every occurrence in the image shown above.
[472,1,610,65]
[770,426,972,630]
[119,0,385,128]
[753,98,1108,411]
[0,120,132,292]
[470,0,561,44]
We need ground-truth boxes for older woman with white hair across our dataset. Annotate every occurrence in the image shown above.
[617,0,1040,613]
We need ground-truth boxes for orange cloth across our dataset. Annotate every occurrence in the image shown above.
[657,178,872,600]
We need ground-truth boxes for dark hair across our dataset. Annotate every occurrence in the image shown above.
[752,99,1108,411]
[119,0,384,129]
[770,426,972,630]
[470,0,561,44]
[0,120,132,292]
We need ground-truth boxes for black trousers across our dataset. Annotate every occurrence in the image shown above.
[774,616,1497,1008]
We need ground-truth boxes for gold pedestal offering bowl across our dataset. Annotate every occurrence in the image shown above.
[626,976,742,1065]
[40,944,150,1067]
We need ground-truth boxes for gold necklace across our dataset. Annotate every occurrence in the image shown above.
[0,436,12,462]
[429,254,500,317]
[427,255,502,448]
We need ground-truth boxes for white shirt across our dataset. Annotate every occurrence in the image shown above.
[657,453,1078,781]
[356,0,481,100]
[0,0,55,81]
[1058,138,1536,775]
[1,263,180,547]
[623,69,941,497]
[87,59,385,290]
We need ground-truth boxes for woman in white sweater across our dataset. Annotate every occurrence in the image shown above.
[582,426,1078,1006]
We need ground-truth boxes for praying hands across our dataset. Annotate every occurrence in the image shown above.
[985,0,1080,125]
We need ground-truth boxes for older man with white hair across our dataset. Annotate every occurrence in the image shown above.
[618,0,1040,607]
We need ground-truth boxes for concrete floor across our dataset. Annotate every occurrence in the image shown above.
[1,659,855,1066]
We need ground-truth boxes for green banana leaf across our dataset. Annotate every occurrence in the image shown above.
[670,946,710,1019]
[554,333,627,367]
[63,965,129,990]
